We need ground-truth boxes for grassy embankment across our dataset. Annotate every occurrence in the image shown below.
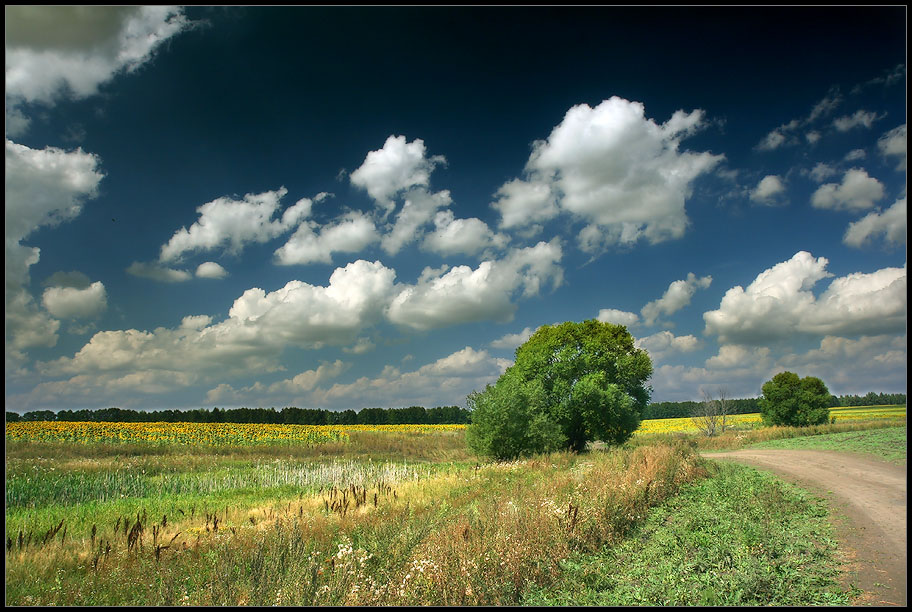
[5,407,904,606]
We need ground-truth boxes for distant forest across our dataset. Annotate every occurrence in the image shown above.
[5,391,905,424]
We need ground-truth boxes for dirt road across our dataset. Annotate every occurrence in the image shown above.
[704,449,906,606]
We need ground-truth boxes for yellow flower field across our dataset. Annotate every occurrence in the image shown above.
[634,404,906,436]
[4,406,902,445]
[4,420,467,447]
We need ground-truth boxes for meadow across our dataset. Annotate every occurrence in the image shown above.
[4,406,905,606]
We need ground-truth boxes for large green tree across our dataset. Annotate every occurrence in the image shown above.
[759,371,831,427]
[466,320,653,459]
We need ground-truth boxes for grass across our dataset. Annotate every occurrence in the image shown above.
[745,424,906,464]
[5,416,902,606]
[522,461,857,606]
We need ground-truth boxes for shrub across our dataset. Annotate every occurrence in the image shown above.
[759,371,831,427]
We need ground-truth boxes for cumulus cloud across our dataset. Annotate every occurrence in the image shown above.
[640,273,712,327]
[5,140,104,364]
[777,334,907,394]
[421,209,509,257]
[704,344,771,370]
[274,210,379,265]
[37,259,399,401]
[807,163,839,183]
[349,135,445,214]
[810,168,884,211]
[42,281,107,319]
[306,346,511,410]
[381,187,453,255]
[506,97,723,252]
[635,330,701,362]
[195,261,228,279]
[843,198,907,248]
[490,178,558,232]
[490,326,537,350]
[755,90,841,151]
[386,240,563,331]
[596,308,640,327]
[5,6,190,136]
[878,124,906,171]
[703,251,906,345]
[749,175,787,206]
[206,360,351,405]
[832,109,885,132]
[126,261,192,283]
[159,188,311,262]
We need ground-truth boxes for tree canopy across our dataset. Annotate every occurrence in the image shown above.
[466,320,653,459]
[759,371,832,427]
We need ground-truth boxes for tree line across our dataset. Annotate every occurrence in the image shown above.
[645,391,906,420]
[5,405,471,425]
[4,392,904,425]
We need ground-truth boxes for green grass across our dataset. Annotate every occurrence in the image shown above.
[746,425,906,464]
[7,422,896,606]
[522,461,858,606]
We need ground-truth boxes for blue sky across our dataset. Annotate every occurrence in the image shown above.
[5,6,907,414]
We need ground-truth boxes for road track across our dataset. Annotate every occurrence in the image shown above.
[704,449,906,606]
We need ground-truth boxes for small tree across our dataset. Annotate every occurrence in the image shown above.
[759,371,831,427]
[692,387,730,437]
[466,319,652,459]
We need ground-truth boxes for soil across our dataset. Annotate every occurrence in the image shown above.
[704,449,906,606]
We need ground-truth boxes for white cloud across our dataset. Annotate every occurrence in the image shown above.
[808,162,838,183]
[640,272,712,326]
[756,90,841,151]
[195,261,228,279]
[5,140,104,364]
[490,178,558,231]
[224,259,397,348]
[777,334,907,395]
[844,148,866,162]
[421,209,508,257]
[5,6,190,136]
[206,360,351,405]
[274,210,379,265]
[126,261,192,283]
[42,281,107,319]
[703,251,906,345]
[833,109,884,132]
[36,260,399,404]
[843,198,907,248]
[349,135,445,214]
[596,308,640,327]
[386,240,563,331]
[704,344,771,370]
[490,326,537,350]
[749,175,786,206]
[810,168,884,211]
[878,124,906,171]
[381,187,452,255]
[635,330,701,362]
[517,97,723,252]
[159,188,310,262]
[756,129,788,151]
[307,346,511,410]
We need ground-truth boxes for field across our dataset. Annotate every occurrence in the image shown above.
[4,407,905,606]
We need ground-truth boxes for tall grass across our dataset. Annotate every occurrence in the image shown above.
[5,440,705,606]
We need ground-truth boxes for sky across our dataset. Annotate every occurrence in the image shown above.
[4,6,907,414]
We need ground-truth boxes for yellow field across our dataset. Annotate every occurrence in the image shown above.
[634,404,906,436]
[3,420,467,447]
[5,406,903,445]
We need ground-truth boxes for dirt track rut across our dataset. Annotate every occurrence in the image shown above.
[704,449,906,606]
